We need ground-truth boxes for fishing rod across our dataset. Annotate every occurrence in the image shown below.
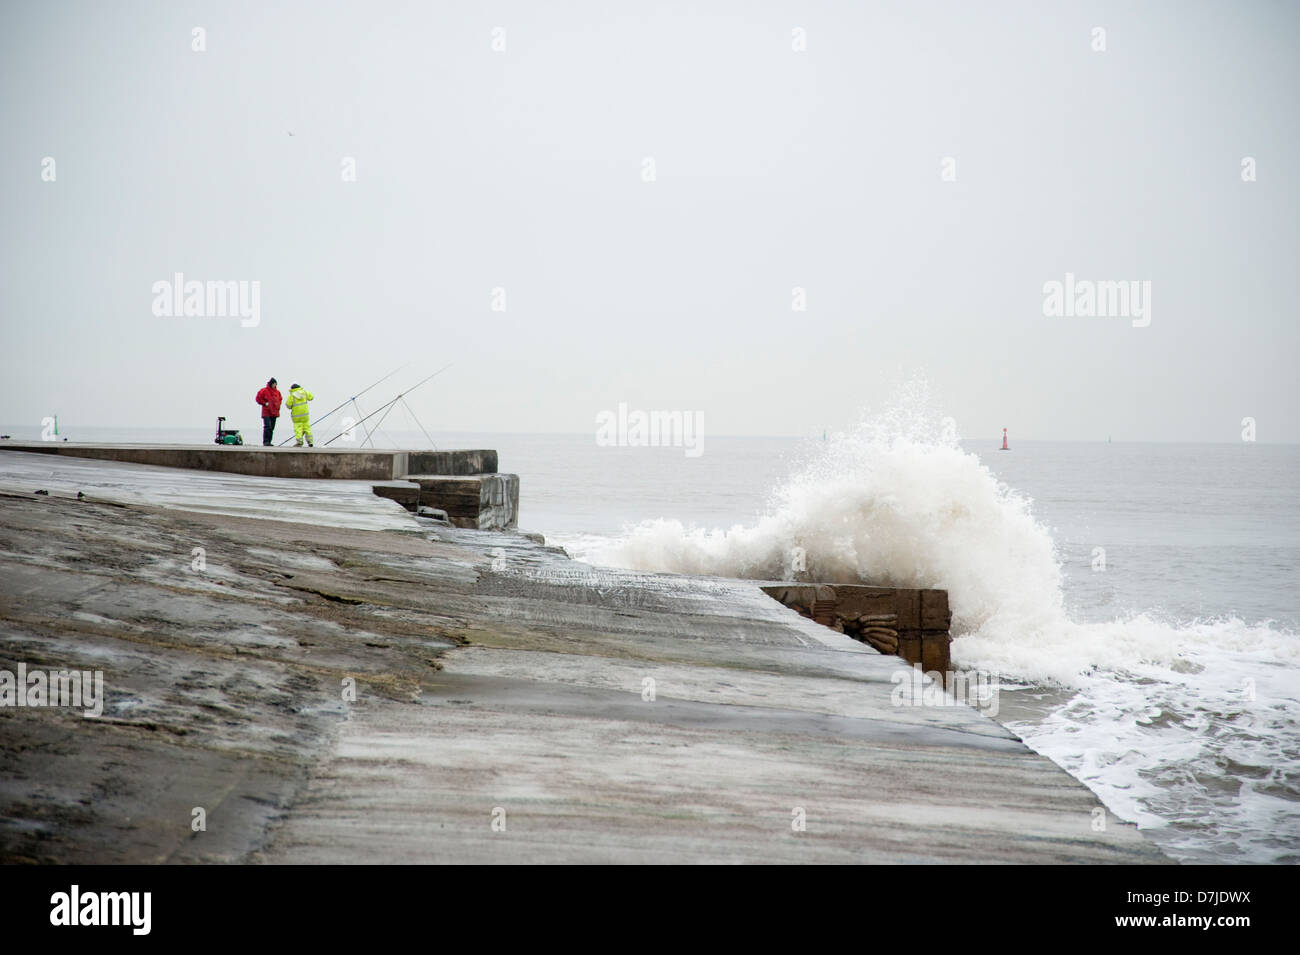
[277,363,407,447]
[322,362,454,447]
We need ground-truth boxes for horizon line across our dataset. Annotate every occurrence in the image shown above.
[0,427,1294,447]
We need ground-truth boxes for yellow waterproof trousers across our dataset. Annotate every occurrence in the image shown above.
[286,387,314,446]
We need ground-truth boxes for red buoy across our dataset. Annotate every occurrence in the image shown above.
[1000,428,1009,451]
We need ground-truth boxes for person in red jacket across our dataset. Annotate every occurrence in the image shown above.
[255,377,283,446]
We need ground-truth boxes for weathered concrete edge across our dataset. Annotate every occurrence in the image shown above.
[0,442,497,481]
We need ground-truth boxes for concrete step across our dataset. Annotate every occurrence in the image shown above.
[402,473,519,530]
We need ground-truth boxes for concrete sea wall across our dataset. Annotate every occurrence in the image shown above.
[0,441,497,482]
[0,451,1170,863]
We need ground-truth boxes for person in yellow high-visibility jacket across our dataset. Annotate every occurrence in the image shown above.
[285,383,315,447]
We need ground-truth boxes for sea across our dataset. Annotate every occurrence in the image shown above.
[5,392,1297,864]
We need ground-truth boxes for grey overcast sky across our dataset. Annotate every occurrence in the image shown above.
[1,0,1297,441]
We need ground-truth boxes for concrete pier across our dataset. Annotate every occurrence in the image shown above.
[0,442,517,529]
[0,441,497,482]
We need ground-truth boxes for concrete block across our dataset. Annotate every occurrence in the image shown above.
[405,473,519,530]
[405,450,497,476]
[371,481,421,510]
[895,589,922,630]
[921,633,952,682]
[897,634,923,667]
[922,589,951,630]
[761,583,951,668]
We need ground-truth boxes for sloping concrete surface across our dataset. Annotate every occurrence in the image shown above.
[0,449,414,531]
[0,456,1170,864]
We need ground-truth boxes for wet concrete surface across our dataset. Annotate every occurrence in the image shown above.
[0,456,1170,864]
